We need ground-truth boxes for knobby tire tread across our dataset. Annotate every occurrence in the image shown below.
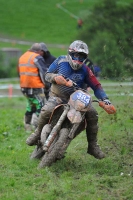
[39,128,70,168]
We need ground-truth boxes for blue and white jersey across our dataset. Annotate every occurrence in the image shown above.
[45,55,108,101]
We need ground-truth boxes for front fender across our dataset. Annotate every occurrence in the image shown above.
[67,108,82,123]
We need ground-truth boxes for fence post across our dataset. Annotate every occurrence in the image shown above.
[8,84,13,98]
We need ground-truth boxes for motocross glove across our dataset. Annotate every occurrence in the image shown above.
[54,75,73,87]
[103,99,111,105]
[99,99,116,114]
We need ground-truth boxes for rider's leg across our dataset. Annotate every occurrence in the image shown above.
[85,106,105,159]
[24,112,32,132]
[24,98,33,132]
[26,97,62,146]
[29,94,44,129]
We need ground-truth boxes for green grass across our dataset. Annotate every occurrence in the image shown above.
[0,0,132,55]
[0,0,132,45]
[0,0,96,56]
[0,0,95,44]
[0,82,133,200]
[0,0,133,199]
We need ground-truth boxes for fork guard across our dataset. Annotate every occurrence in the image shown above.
[43,105,70,151]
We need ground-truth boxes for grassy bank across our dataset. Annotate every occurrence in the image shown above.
[0,82,133,199]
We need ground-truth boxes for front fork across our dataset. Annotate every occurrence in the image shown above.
[43,105,70,152]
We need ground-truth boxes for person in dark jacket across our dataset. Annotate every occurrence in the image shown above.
[84,58,95,74]
[39,42,56,99]
[26,40,115,159]
[40,42,56,68]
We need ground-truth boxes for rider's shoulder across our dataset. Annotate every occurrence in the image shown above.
[58,55,67,59]
[57,55,68,64]
[82,64,89,72]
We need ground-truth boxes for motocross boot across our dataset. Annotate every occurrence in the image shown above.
[87,133,105,159]
[26,96,63,146]
[24,115,32,132]
[86,107,105,159]
[26,130,40,146]
[26,112,49,146]
[26,106,52,146]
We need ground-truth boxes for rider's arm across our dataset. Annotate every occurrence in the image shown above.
[85,67,108,100]
[45,56,62,83]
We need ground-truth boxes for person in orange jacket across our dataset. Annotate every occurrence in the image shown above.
[18,43,55,132]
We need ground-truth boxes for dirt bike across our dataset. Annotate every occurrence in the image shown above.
[30,81,116,168]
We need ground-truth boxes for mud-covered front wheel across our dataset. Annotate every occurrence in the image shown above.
[39,128,71,168]
[30,124,51,160]
[30,146,44,159]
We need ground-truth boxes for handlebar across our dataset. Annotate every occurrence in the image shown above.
[63,76,116,114]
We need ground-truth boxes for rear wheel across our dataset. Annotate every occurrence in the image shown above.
[39,128,71,168]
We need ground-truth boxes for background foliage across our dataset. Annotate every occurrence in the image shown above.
[0,0,133,78]
[0,83,133,199]
[78,0,133,78]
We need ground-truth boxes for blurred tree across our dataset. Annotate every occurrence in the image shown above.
[90,31,124,79]
[78,0,133,78]
[0,52,18,78]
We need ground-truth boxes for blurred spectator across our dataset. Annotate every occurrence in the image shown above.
[39,42,56,100]
[77,18,83,29]
[84,58,95,74]
[18,43,56,132]
[94,64,101,79]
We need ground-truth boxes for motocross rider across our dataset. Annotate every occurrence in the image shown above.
[26,40,114,159]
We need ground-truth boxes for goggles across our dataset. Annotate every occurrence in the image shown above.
[70,52,87,62]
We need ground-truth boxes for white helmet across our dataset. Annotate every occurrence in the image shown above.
[68,40,89,70]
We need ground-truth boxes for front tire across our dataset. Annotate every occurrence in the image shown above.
[39,128,71,168]
[30,146,44,159]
